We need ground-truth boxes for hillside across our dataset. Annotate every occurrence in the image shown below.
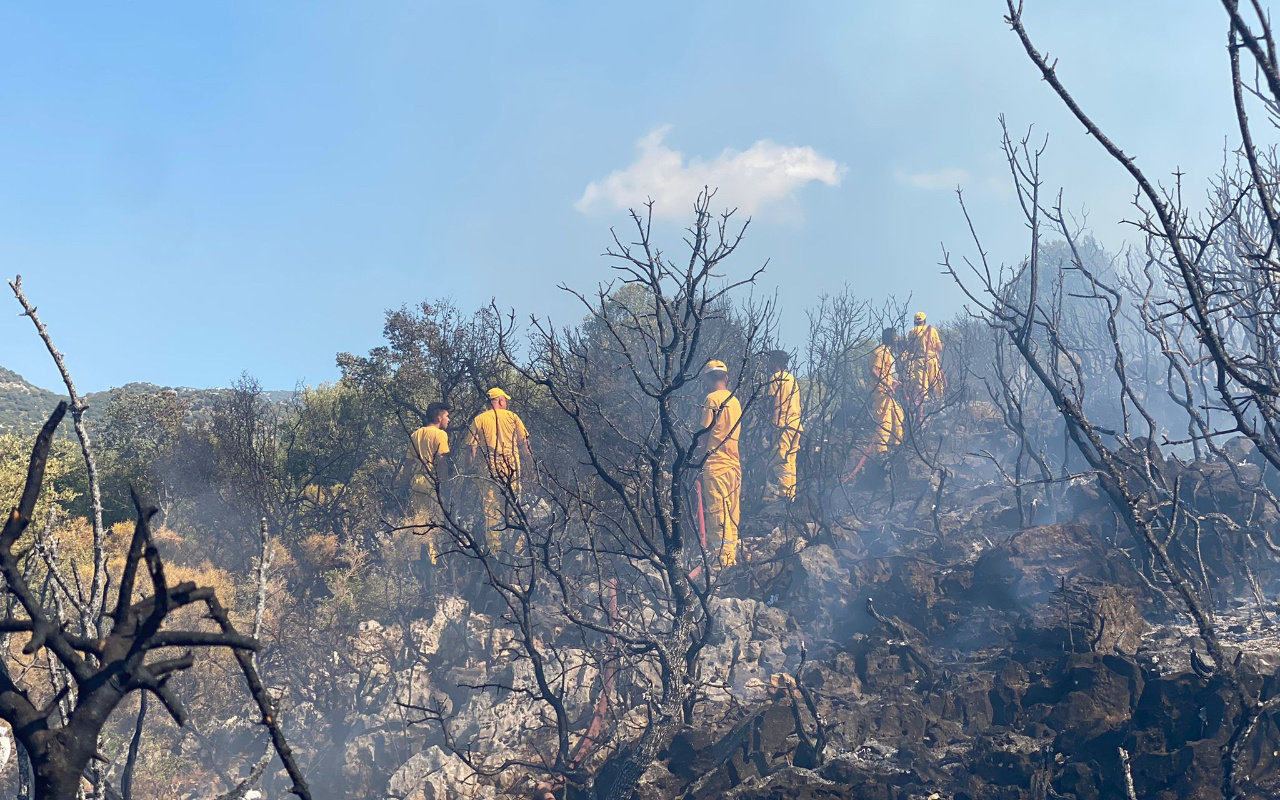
[0,366,296,435]
[0,366,65,434]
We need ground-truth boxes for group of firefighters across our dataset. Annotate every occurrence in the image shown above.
[402,312,944,570]
[870,311,945,454]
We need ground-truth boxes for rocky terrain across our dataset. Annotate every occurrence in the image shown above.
[253,432,1280,800]
[4,364,1273,800]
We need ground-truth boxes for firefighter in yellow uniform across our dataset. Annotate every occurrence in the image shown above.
[698,360,742,567]
[904,311,944,417]
[468,387,532,551]
[404,402,453,565]
[764,350,802,501]
[870,328,904,453]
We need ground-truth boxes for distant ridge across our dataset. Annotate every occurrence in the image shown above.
[0,366,64,434]
[0,366,296,436]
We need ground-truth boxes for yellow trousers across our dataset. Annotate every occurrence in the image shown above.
[871,392,903,453]
[769,427,801,500]
[701,466,741,567]
[907,358,943,403]
[479,477,521,552]
[408,490,443,564]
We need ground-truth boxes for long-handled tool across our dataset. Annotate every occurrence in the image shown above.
[689,479,709,581]
[569,578,618,768]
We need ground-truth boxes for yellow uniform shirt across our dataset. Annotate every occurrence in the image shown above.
[468,408,529,479]
[869,344,904,451]
[767,370,803,432]
[905,323,945,400]
[701,388,742,471]
[906,324,943,361]
[871,344,898,395]
[407,425,449,494]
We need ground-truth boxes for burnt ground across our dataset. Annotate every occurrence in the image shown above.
[368,414,1280,800]
[623,455,1280,800]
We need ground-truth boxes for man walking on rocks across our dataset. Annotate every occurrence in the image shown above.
[904,311,944,420]
[764,349,803,501]
[468,387,533,551]
[870,328,904,453]
[404,402,454,573]
[696,360,742,567]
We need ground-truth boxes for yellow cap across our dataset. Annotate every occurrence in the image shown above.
[914,312,927,323]
[487,387,511,400]
[705,360,728,374]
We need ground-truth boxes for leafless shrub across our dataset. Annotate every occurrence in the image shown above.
[943,4,1280,793]
[0,404,310,800]
[401,190,777,798]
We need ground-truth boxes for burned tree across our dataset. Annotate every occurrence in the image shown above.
[947,123,1280,797]
[1,277,313,799]
[0,403,312,800]
[9,277,109,644]
[794,291,907,533]
[404,190,776,798]
[942,4,1280,791]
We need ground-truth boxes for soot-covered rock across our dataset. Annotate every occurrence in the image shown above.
[974,522,1141,602]
[668,703,805,798]
[781,543,856,644]
[374,455,1280,800]
[975,522,1147,654]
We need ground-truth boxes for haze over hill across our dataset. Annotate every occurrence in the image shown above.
[0,365,293,435]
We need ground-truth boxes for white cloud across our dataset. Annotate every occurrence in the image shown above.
[575,125,844,219]
[895,166,971,191]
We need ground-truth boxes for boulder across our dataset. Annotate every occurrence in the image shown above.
[702,597,802,703]
[975,523,1146,654]
[1045,654,1145,751]
[782,543,855,643]
[385,746,493,800]
[671,703,804,798]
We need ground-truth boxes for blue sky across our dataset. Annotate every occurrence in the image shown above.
[0,1,1243,391]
